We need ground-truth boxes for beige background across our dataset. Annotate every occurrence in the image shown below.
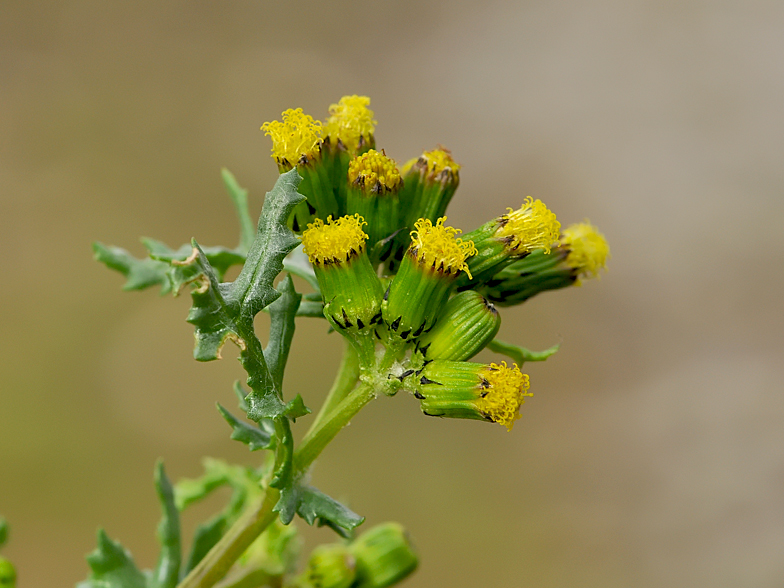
[2,1,783,586]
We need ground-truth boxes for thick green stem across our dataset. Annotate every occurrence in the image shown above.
[307,340,360,434]
[176,486,280,588]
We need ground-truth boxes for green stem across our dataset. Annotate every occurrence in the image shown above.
[307,340,360,434]
[175,380,378,588]
[293,381,377,475]
[176,485,280,588]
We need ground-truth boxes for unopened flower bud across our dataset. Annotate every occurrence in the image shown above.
[415,360,531,430]
[457,197,560,288]
[416,291,500,361]
[346,149,402,258]
[383,217,476,342]
[482,221,609,305]
[301,215,384,362]
[349,523,418,588]
[261,108,338,225]
[304,544,356,588]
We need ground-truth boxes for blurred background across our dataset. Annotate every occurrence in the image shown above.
[2,1,783,586]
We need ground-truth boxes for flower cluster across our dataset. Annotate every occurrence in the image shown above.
[263,96,609,430]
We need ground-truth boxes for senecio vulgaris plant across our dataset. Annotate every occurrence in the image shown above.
[3,96,611,588]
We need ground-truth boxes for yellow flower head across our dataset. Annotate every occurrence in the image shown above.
[495,196,560,254]
[561,221,610,280]
[476,362,531,431]
[301,215,368,265]
[261,108,322,165]
[348,149,402,194]
[323,95,376,153]
[402,147,461,178]
[409,217,478,278]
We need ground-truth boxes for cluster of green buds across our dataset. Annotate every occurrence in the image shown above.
[262,96,609,430]
[300,523,417,588]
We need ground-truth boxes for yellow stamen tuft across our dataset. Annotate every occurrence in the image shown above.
[261,108,322,164]
[348,149,401,194]
[561,221,610,280]
[409,217,477,278]
[301,215,368,265]
[495,196,560,254]
[476,361,531,431]
[324,95,376,153]
[400,147,460,179]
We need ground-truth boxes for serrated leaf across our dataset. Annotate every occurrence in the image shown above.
[263,275,302,393]
[487,338,560,365]
[228,169,305,322]
[270,418,294,491]
[168,242,241,362]
[151,462,180,588]
[222,168,256,254]
[217,403,273,451]
[93,242,172,293]
[145,238,246,283]
[282,395,310,420]
[78,529,147,588]
[274,485,364,538]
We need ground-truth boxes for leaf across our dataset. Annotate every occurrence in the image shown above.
[182,517,226,578]
[274,485,364,538]
[145,238,246,283]
[222,168,256,254]
[295,300,325,318]
[263,275,302,393]
[0,517,7,547]
[168,242,243,363]
[228,168,305,322]
[93,242,172,293]
[487,339,561,365]
[150,462,180,588]
[217,403,273,451]
[77,529,147,588]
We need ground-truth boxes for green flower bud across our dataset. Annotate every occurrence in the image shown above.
[383,218,477,342]
[414,360,531,431]
[346,150,402,260]
[456,196,560,288]
[322,95,377,216]
[301,215,385,363]
[350,523,418,588]
[261,108,339,225]
[304,544,356,588]
[0,557,16,588]
[481,221,609,305]
[416,291,500,361]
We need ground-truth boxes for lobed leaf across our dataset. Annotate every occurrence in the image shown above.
[77,530,147,588]
[151,462,180,588]
[222,168,256,254]
[217,403,273,451]
[263,275,302,393]
[274,485,364,539]
[93,242,172,294]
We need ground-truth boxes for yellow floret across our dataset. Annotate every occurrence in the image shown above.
[476,362,531,431]
[301,215,368,265]
[261,108,322,164]
[348,149,401,193]
[561,221,610,281]
[323,95,376,153]
[409,217,477,278]
[495,196,561,254]
[400,147,460,179]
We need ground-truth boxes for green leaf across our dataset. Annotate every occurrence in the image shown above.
[168,242,242,363]
[151,462,180,588]
[0,517,7,547]
[487,338,560,365]
[274,485,364,538]
[263,275,302,393]
[222,168,256,254]
[295,300,325,318]
[93,242,172,293]
[78,529,147,588]
[282,395,310,420]
[144,238,246,283]
[228,168,305,322]
[216,403,273,451]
